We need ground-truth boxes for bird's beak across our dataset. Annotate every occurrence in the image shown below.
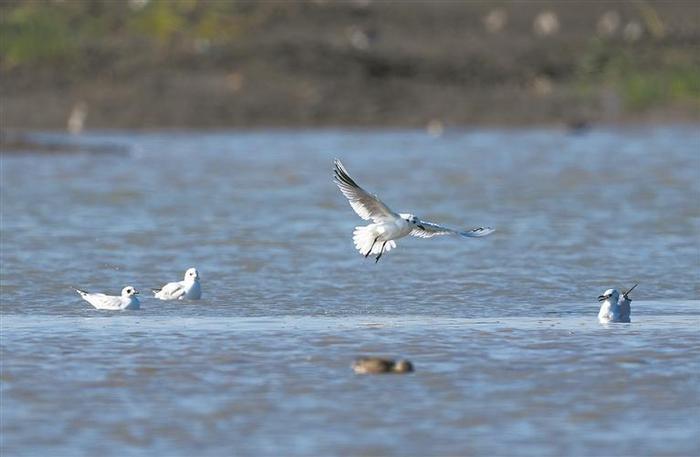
[134,291,139,295]
[598,295,607,302]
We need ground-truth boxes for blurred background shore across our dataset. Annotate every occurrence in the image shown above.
[1,0,699,132]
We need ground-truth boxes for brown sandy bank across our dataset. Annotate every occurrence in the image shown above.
[2,1,699,131]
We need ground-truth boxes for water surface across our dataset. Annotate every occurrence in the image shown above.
[1,127,699,456]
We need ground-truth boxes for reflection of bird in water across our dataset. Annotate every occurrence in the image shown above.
[333,159,494,263]
[352,357,414,374]
[598,284,637,323]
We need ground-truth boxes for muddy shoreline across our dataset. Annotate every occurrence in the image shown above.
[2,1,698,131]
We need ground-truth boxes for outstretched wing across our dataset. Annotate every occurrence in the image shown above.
[333,159,397,222]
[410,220,495,239]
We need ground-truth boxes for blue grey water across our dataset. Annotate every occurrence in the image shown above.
[1,127,699,456]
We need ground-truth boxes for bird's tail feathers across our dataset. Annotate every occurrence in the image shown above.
[353,225,396,256]
[75,288,89,296]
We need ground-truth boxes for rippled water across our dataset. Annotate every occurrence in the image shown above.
[1,127,699,456]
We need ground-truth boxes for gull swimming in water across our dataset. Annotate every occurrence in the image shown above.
[76,286,140,310]
[333,159,494,262]
[153,267,201,300]
[598,283,637,323]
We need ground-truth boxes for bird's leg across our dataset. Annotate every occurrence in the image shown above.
[365,236,378,258]
[375,241,388,263]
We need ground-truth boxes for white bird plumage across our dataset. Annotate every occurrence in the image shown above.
[76,286,140,310]
[598,284,637,323]
[333,159,494,262]
[153,267,201,300]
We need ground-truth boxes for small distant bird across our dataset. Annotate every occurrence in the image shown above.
[352,357,414,374]
[67,101,88,135]
[153,267,201,300]
[76,286,140,310]
[333,159,494,262]
[598,283,637,323]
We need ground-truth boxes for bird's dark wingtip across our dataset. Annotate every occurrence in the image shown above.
[461,226,495,238]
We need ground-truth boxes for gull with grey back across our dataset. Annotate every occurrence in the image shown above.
[598,284,637,323]
[153,267,202,300]
[76,286,140,310]
[333,159,494,262]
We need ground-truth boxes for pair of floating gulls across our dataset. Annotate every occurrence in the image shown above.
[76,267,201,310]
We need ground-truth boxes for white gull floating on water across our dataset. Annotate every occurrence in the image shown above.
[333,159,494,262]
[598,283,637,323]
[153,267,202,300]
[76,286,140,310]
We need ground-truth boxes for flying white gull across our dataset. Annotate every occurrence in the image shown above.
[153,267,202,300]
[333,159,494,262]
[598,283,637,323]
[76,286,140,310]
